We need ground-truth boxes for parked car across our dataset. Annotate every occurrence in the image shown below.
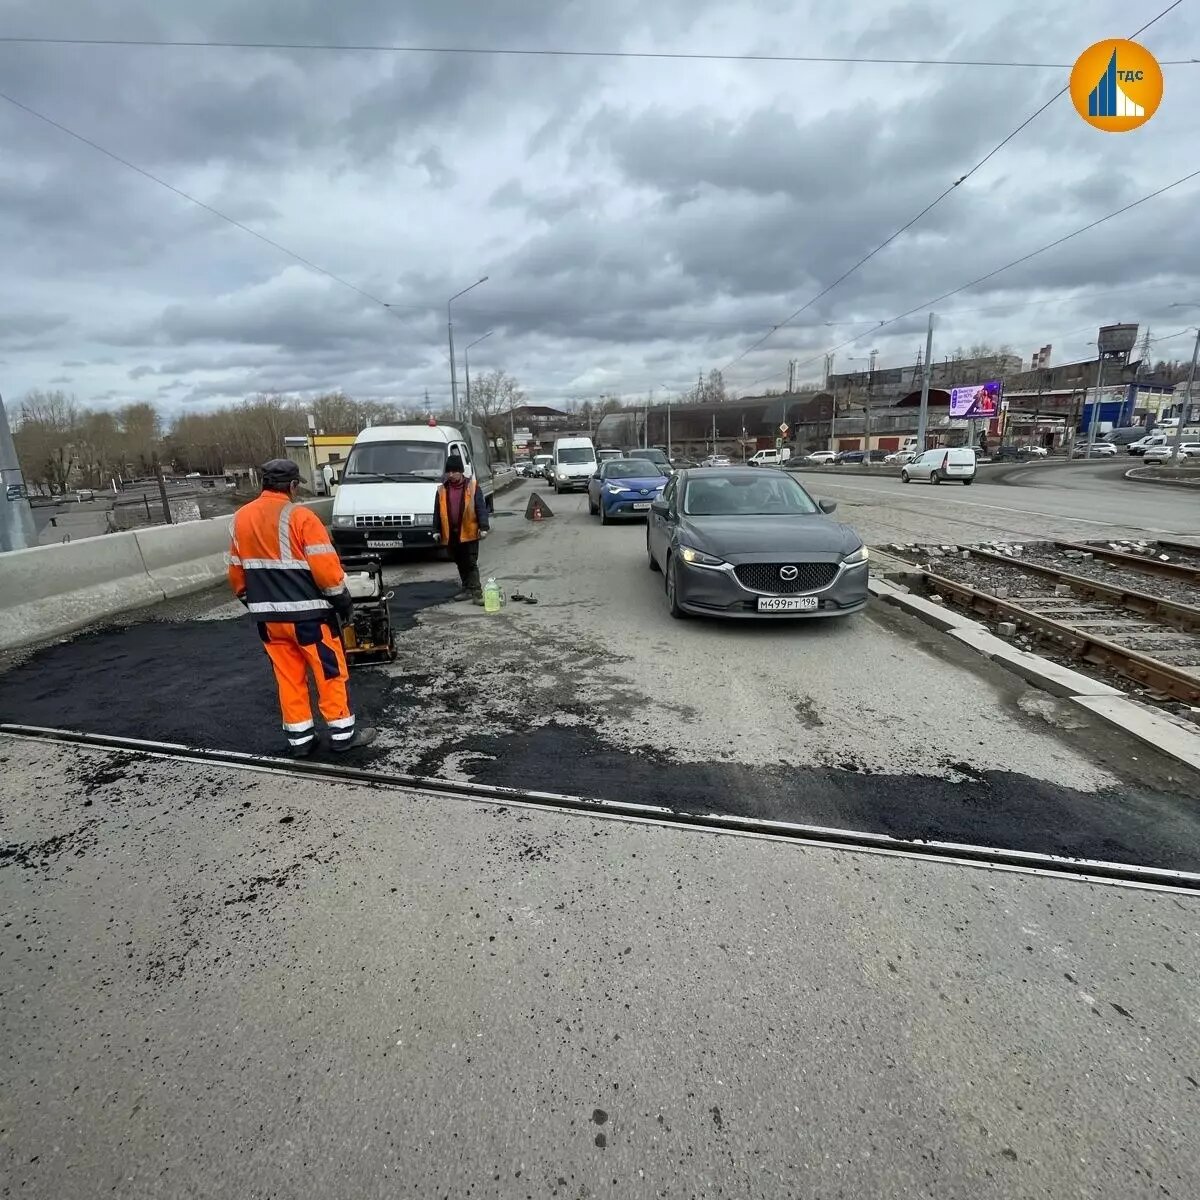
[747,447,792,467]
[835,449,889,465]
[698,454,733,468]
[884,450,916,464]
[991,445,1046,463]
[1024,445,1049,457]
[900,447,977,485]
[1143,442,1200,462]
[587,457,669,523]
[645,468,868,620]
[804,450,838,465]
[1071,442,1118,458]
[1102,427,1151,448]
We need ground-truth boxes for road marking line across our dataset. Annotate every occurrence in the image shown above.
[809,477,1191,535]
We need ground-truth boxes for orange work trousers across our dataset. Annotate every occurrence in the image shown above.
[260,619,354,751]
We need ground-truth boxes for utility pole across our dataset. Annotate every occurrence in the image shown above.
[1168,327,1200,464]
[0,391,36,552]
[1085,354,1106,457]
[862,349,877,466]
[787,359,796,393]
[916,314,934,455]
[711,413,717,456]
[152,452,173,525]
[446,276,488,422]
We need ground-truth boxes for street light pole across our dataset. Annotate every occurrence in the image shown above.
[1086,351,1105,457]
[463,330,493,424]
[446,276,488,422]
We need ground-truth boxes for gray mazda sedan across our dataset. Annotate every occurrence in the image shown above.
[645,468,869,619]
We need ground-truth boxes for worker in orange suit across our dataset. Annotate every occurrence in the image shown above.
[227,459,376,757]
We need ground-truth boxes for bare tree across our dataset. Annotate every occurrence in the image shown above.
[13,390,80,494]
[466,369,525,433]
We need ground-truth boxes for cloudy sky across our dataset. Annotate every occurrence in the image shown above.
[1,0,1197,416]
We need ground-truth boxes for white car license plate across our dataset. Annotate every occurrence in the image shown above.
[367,538,403,549]
[757,595,819,612]
[632,502,651,511]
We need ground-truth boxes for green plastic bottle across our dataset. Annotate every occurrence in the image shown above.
[483,577,502,613]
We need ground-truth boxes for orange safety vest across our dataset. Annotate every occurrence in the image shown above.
[437,478,481,544]
[227,491,345,622]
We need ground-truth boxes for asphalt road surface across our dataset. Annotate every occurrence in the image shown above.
[4,476,1200,1198]
[3,737,1198,1200]
[794,460,1200,546]
[2,479,1198,870]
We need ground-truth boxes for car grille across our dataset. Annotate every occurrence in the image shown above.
[354,514,432,528]
[734,562,839,594]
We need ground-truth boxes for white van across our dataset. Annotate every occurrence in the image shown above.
[747,447,792,467]
[549,436,597,493]
[900,446,976,485]
[331,422,493,553]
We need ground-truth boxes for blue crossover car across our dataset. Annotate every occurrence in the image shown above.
[587,458,669,524]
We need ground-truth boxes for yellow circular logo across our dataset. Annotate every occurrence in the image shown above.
[1071,39,1162,131]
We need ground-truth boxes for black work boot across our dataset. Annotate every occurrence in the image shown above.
[331,726,377,753]
[288,736,318,759]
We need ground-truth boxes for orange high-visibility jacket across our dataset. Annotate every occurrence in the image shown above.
[435,478,485,544]
[227,492,345,622]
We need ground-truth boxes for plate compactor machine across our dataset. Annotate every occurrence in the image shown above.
[336,555,396,663]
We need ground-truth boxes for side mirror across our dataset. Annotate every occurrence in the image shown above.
[818,500,837,514]
[650,499,670,518]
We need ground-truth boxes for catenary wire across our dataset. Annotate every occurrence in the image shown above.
[719,0,1187,374]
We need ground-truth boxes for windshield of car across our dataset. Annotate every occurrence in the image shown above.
[683,475,820,516]
[342,441,446,482]
[603,459,665,479]
[557,447,595,464]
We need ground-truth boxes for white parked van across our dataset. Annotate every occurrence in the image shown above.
[331,422,493,553]
[549,436,597,493]
[901,447,976,485]
[747,447,792,467]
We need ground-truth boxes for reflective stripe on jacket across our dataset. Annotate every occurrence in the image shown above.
[227,492,344,622]
[436,478,486,543]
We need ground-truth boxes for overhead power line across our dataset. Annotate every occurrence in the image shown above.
[743,167,1200,391]
[0,86,404,316]
[5,35,1195,67]
[721,0,1187,375]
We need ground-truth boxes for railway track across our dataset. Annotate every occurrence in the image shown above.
[921,549,1200,706]
[1056,540,1200,586]
[5,723,1200,895]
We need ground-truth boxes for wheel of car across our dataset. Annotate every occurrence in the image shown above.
[962,478,974,486]
[665,554,685,619]
[931,471,942,485]
[588,494,597,515]
[600,503,610,526]
[900,470,910,483]
[647,529,660,571]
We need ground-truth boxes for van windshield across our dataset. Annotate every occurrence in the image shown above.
[343,441,446,482]
[558,447,595,464]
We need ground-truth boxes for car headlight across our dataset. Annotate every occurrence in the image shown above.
[605,484,629,494]
[679,545,726,568]
[843,544,869,565]
[332,514,354,528]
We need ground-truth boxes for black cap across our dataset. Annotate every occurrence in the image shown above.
[262,458,301,488]
[445,453,465,474]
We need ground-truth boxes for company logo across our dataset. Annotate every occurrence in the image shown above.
[1070,39,1162,131]
[779,565,798,582]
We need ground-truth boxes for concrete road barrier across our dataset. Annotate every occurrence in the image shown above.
[0,498,336,651]
[0,532,162,651]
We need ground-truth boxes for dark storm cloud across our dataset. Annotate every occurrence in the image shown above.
[0,0,1196,411]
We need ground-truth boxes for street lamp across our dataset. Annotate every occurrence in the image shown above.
[1167,304,1200,466]
[446,276,488,421]
[463,330,493,422]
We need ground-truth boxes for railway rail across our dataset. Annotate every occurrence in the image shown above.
[923,556,1200,705]
[5,723,1200,895]
[1057,541,1200,586]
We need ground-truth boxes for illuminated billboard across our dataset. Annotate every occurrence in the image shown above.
[949,380,1001,419]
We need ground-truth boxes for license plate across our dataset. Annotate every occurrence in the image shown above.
[757,595,819,612]
[367,538,403,548]
[632,502,651,511]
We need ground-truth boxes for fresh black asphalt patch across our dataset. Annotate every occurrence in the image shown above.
[3,590,1200,873]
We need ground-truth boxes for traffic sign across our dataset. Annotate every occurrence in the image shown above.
[779,422,789,435]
